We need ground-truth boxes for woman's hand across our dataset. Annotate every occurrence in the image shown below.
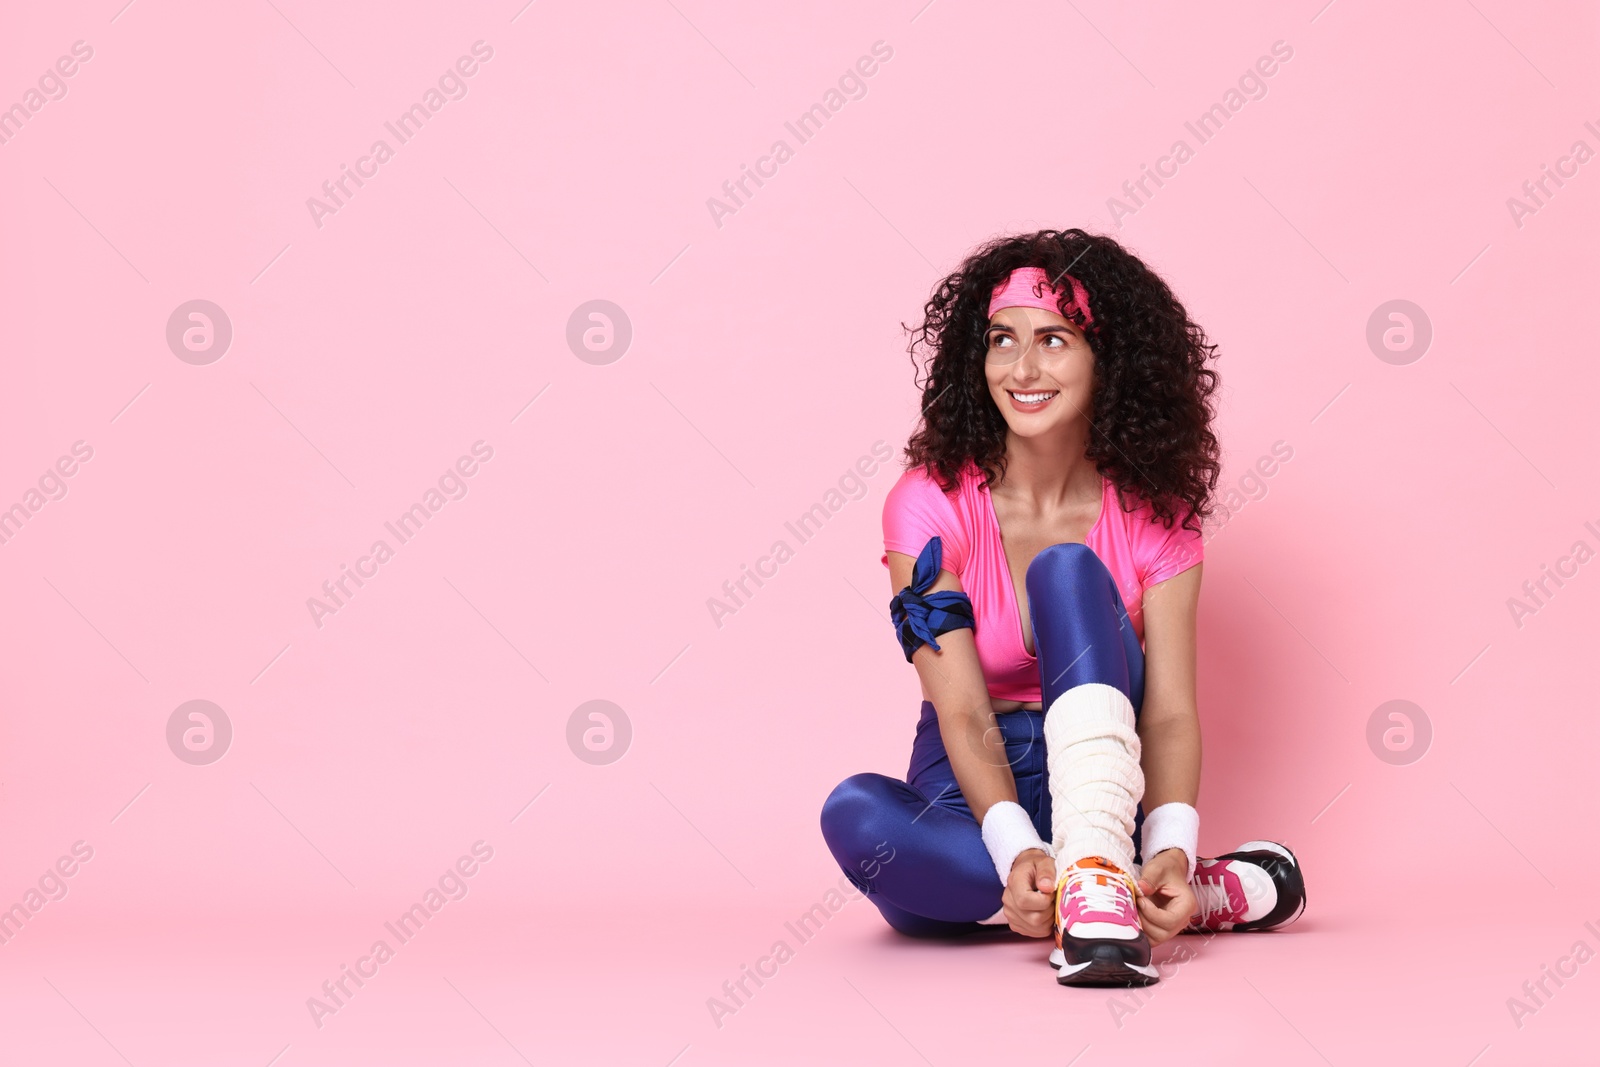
[1135,849,1196,944]
[1002,849,1057,938]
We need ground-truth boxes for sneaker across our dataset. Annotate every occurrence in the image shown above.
[1186,840,1306,933]
[1050,857,1158,986]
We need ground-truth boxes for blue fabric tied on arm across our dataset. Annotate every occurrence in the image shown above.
[889,536,976,663]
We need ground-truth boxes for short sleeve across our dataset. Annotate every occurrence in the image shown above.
[881,466,968,574]
[1140,508,1204,586]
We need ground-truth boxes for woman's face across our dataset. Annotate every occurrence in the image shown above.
[982,305,1095,438]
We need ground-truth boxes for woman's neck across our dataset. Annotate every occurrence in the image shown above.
[994,425,1099,512]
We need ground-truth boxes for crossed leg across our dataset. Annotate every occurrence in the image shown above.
[821,543,1146,935]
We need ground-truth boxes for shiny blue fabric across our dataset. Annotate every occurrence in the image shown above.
[820,542,1147,937]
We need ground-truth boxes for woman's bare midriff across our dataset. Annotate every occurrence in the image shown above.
[921,690,1043,713]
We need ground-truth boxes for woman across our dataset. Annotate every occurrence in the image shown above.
[820,229,1306,987]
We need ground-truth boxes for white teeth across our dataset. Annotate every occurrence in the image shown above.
[1010,391,1057,404]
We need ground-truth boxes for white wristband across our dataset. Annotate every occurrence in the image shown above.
[979,801,1053,886]
[1141,802,1200,883]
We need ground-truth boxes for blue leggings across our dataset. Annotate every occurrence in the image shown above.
[820,542,1148,937]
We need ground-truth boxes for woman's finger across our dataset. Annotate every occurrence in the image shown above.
[1016,883,1050,906]
[1137,911,1175,943]
[1137,894,1180,931]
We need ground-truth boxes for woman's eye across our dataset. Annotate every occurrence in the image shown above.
[988,333,1012,348]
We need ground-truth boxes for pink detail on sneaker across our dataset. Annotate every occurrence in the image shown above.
[1188,858,1248,930]
[1058,859,1141,941]
[1190,855,1284,929]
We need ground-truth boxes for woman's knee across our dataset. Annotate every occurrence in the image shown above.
[820,773,906,861]
[1026,541,1109,592]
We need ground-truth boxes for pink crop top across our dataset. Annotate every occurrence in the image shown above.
[881,459,1203,703]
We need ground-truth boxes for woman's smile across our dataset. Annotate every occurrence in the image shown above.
[1005,388,1059,412]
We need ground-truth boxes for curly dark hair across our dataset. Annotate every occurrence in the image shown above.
[902,228,1221,535]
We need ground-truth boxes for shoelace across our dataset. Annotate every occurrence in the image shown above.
[1065,867,1134,919]
[1192,874,1233,924]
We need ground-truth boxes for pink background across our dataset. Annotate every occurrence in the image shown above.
[3,0,1597,1062]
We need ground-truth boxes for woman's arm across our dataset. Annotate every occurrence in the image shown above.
[886,550,1057,935]
[886,549,1014,821]
[1133,561,1203,942]
[1138,562,1202,812]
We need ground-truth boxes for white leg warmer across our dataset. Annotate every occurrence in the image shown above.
[1044,682,1144,874]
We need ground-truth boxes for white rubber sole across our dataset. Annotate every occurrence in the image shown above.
[1054,952,1159,985]
[1048,946,1155,973]
[1056,960,1160,976]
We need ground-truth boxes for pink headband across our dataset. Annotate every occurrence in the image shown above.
[987,266,1093,325]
